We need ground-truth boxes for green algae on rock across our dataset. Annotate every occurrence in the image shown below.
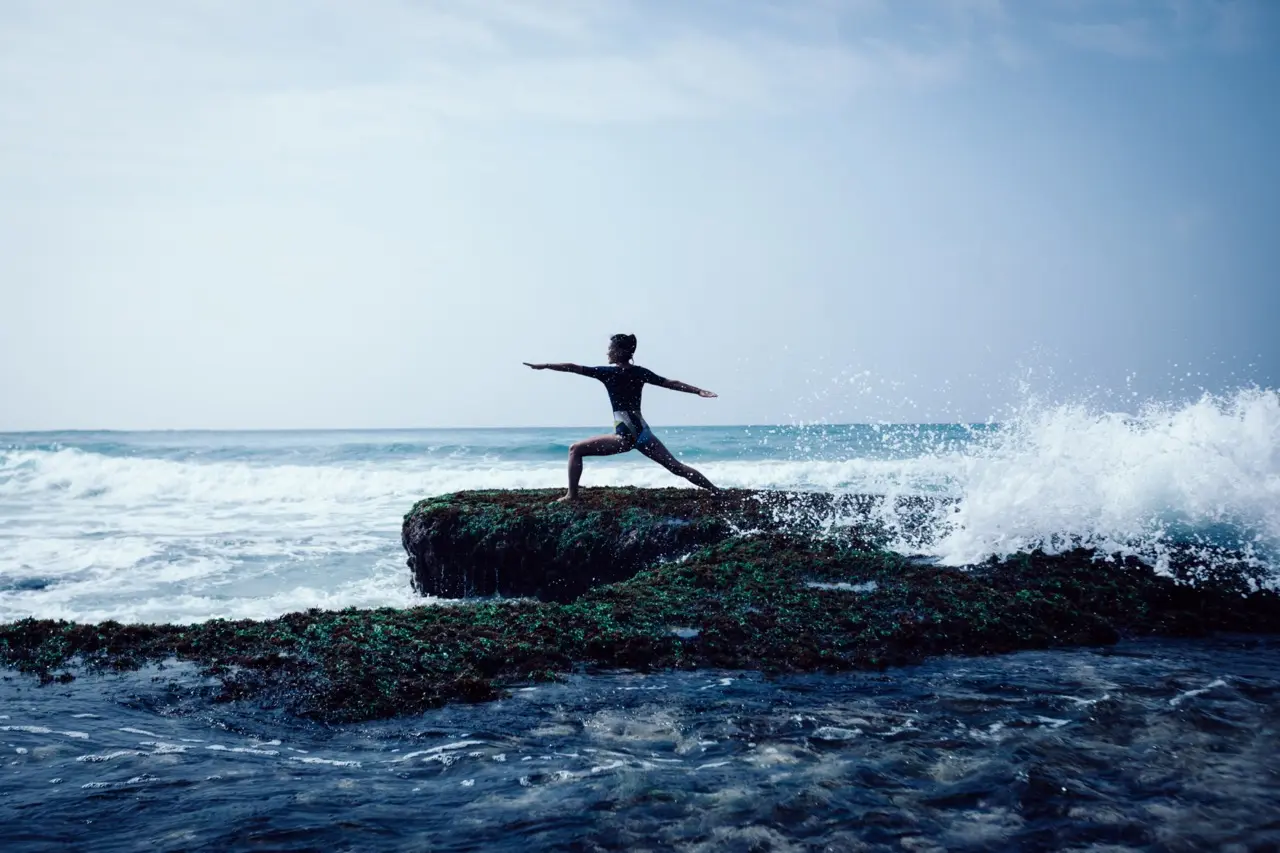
[3,500,1278,723]
[401,487,935,601]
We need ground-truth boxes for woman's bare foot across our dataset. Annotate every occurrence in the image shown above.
[553,492,576,503]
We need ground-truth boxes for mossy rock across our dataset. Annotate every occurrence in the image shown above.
[3,489,1276,723]
[401,487,939,602]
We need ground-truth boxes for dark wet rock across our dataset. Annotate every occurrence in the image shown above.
[402,487,934,601]
[978,549,1280,636]
[2,489,1278,723]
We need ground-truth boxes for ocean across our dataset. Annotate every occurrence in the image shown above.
[2,387,1278,849]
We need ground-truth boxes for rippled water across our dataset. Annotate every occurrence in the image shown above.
[4,392,1278,847]
[2,387,1277,624]
[4,637,1277,851]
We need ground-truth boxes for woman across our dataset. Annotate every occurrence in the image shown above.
[524,333,719,501]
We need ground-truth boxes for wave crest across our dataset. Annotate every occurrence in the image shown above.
[926,387,1280,574]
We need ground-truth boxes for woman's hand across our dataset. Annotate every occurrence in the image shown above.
[699,389,718,398]
[523,362,547,370]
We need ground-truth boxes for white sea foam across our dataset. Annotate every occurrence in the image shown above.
[1169,678,1228,707]
[805,580,879,593]
[926,388,1280,570]
[0,388,1275,624]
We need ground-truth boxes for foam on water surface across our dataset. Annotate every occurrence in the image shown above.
[929,387,1280,569]
[3,640,1277,851]
[1,387,1276,623]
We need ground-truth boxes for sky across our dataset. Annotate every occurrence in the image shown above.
[2,0,1277,430]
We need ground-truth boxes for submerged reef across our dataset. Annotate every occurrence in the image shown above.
[2,489,1277,723]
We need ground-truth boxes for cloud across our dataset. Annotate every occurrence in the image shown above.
[0,1,963,123]
[1,0,1274,188]
[0,0,986,193]
[1048,0,1271,59]
[1053,19,1165,58]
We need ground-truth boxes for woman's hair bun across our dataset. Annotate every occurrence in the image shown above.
[610,333,638,356]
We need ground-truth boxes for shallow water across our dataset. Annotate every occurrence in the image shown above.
[4,637,1278,851]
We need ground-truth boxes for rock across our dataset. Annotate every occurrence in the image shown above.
[1,488,1276,723]
[401,487,936,602]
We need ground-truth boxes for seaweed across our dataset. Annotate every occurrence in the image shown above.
[2,489,1276,723]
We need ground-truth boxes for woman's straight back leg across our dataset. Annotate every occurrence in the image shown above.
[636,435,718,491]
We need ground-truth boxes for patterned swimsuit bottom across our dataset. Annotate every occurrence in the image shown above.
[613,410,654,451]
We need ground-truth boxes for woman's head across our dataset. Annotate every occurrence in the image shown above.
[608,333,637,364]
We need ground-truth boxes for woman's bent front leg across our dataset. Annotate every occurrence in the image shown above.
[561,434,631,501]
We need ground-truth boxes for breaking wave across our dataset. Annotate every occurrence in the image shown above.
[0,387,1275,622]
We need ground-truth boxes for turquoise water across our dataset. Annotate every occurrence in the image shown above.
[2,391,1279,850]
[0,423,980,624]
[2,388,1278,624]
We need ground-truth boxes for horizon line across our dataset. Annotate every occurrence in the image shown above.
[0,422,1001,434]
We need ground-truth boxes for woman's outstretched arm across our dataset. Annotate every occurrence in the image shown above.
[655,377,717,398]
[524,362,595,376]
